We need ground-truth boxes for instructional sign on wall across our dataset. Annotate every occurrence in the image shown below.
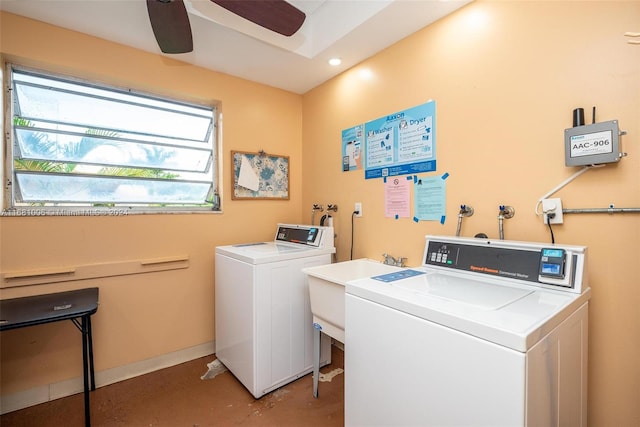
[365,101,436,179]
[413,173,447,223]
[384,176,411,219]
[342,124,364,171]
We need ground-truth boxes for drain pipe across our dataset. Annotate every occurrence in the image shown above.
[456,205,474,237]
[498,205,515,240]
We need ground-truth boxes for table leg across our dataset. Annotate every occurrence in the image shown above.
[87,316,95,391]
[81,315,91,427]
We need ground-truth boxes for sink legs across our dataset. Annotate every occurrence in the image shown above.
[313,323,322,398]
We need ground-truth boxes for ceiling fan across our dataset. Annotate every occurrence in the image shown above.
[146,0,306,54]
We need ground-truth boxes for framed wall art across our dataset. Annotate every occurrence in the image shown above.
[231,150,290,200]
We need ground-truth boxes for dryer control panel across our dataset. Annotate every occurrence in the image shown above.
[274,224,334,248]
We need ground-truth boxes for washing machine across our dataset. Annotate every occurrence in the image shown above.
[345,235,591,426]
[215,224,334,399]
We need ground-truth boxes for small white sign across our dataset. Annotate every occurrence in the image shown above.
[570,130,613,158]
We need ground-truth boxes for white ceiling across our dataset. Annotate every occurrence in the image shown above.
[0,0,472,94]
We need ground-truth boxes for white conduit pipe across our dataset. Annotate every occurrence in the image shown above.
[535,166,601,216]
[534,166,640,216]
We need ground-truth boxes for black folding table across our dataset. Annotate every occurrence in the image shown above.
[0,287,99,426]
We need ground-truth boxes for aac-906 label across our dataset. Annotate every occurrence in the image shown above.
[570,130,613,157]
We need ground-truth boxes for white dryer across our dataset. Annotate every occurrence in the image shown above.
[215,224,334,399]
[345,235,591,426]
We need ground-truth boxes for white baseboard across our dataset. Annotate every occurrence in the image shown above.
[0,341,215,415]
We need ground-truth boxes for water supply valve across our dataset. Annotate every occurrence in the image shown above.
[497,205,515,240]
[459,204,474,217]
[311,204,324,225]
[456,204,474,237]
[498,205,515,219]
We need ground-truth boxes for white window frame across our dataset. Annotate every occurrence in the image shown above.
[2,64,221,216]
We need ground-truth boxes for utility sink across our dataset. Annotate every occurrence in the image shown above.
[304,258,404,398]
[303,259,404,343]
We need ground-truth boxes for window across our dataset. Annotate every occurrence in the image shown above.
[4,65,220,215]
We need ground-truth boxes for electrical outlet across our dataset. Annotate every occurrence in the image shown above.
[354,202,362,217]
[542,198,563,224]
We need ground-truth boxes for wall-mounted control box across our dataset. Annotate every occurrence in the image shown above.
[565,120,623,166]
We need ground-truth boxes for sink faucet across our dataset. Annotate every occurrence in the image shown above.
[382,253,406,267]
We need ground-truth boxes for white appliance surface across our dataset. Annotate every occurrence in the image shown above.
[216,242,321,264]
[215,224,334,399]
[345,235,591,427]
[348,269,589,352]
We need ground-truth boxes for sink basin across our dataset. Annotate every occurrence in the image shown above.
[303,259,403,343]
[304,258,404,398]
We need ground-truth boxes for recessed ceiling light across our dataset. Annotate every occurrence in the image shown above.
[328,58,342,66]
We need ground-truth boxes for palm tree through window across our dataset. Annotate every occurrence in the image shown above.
[6,65,218,214]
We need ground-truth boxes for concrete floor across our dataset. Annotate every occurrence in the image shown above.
[0,345,345,427]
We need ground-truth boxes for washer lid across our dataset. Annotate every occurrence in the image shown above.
[216,241,334,264]
[233,242,305,253]
[390,273,532,310]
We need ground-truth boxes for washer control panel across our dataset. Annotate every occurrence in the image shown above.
[539,248,566,279]
[428,245,454,265]
[422,236,588,294]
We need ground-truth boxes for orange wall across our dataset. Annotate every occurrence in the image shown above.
[1,1,639,425]
[302,1,639,425]
[0,12,303,393]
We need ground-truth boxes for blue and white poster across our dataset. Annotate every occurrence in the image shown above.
[341,124,364,171]
[364,100,436,179]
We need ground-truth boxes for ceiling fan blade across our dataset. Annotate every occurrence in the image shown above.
[211,0,306,37]
[147,0,193,54]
